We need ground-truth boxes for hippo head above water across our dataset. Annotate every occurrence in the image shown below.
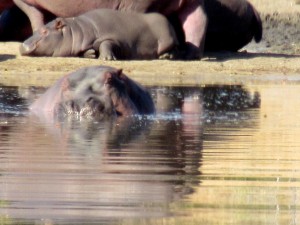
[30,66,155,120]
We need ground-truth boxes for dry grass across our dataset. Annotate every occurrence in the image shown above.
[249,0,300,13]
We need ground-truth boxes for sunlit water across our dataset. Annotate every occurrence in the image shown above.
[0,83,300,225]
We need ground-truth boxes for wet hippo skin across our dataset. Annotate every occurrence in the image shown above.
[20,9,178,60]
[30,65,155,120]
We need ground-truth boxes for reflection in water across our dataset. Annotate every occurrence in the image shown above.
[0,115,198,224]
[5,83,298,225]
[0,86,28,113]
[0,85,207,224]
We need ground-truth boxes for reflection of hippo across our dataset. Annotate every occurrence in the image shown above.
[20,9,178,60]
[30,65,155,119]
[0,85,204,223]
[202,85,261,110]
[204,0,262,52]
[0,101,201,223]
[13,0,206,59]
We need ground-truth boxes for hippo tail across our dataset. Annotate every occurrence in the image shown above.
[250,3,263,43]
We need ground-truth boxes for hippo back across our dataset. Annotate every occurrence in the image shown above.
[204,0,263,51]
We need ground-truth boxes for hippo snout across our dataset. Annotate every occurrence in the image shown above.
[58,97,116,119]
[20,42,36,55]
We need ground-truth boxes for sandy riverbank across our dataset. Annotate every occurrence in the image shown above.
[0,0,299,87]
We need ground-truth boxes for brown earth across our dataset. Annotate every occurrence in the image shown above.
[0,0,299,87]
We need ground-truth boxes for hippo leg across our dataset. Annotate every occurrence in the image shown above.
[178,0,207,59]
[13,0,45,30]
[158,49,178,60]
[97,40,118,61]
[83,49,97,59]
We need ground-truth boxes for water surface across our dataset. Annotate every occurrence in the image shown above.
[0,83,299,224]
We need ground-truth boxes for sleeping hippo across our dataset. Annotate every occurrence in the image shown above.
[13,0,206,59]
[30,65,155,120]
[20,9,178,60]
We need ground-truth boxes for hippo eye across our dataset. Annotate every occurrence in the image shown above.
[105,77,113,87]
[40,28,49,36]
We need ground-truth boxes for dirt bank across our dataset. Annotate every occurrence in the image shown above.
[245,0,300,55]
[0,0,299,87]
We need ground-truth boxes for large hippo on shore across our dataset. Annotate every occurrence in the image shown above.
[30,66,155,120]
[172,0,263,52]
[204,0,263,52]
[20,9,178,60]
[2,0,262,54]
[13,0,206,59]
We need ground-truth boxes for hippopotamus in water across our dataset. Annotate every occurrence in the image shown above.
[20,9,178,60]
[204,0,262,52]
[30,66,155,120]
[13,0,206,59]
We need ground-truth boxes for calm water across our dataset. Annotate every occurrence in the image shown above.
[0,83,300,225]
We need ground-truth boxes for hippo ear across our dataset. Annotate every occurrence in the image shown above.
[116,69,123,79]
[104,69,124,86]
[103,71,113,86]
[55,18,66,30]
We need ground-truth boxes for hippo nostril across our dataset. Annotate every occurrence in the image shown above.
[98,104,105,112]
[87,97,93,103]
[86,98,99,108]
[69,101,80,112]
[70,101,75,109]
[20,43,37,55]
[85,98,106,112]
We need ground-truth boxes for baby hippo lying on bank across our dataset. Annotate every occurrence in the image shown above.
[30,66,155,119]
[20,9,178,60]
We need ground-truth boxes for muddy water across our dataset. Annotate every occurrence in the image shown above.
[0,83,300,224]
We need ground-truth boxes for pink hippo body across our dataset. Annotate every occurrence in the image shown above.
[12,0,206,59]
